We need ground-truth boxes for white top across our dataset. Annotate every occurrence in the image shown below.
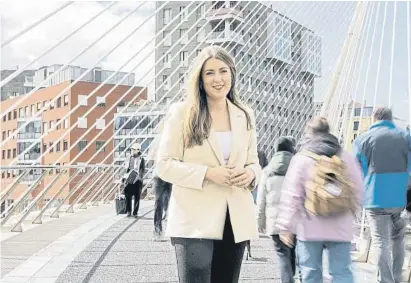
[215,131,233,165]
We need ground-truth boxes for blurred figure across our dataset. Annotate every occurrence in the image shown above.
[148,130,172,241]
[252,150,268,203]
[156,46,261,283]
[353,107,410,283]
[257,136,297,283]
[123,143,145,217]
[153,176,172,240]
[276,117,363,283]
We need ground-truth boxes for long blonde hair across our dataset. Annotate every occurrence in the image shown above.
[183,46,252,148]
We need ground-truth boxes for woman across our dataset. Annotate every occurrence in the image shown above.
[156,46,261,283]
[276,117,363,283]
[256,136,297,283]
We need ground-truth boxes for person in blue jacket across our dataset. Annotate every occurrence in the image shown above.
[353,107,410,283]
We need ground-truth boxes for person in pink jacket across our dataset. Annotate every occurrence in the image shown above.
[276,117,364,283]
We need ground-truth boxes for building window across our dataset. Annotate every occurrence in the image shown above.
[179,6,188,22]
[78,140,88,152]
[63,119,68,128]
[56,119,61,130]
[49,120,54,131]
[353,121,359,131]
[96,118,105,130]
[63,140,68,151]
[196,26,205,42]
[13,109,17,119]
[7,149,11,159]
[13,148,16,158]
[163,8,171,25]
[180,29,188,44]
[43,122,47,133]
[56,163,61,174]
[2,150,5,159]
[57,97,61,108]
[25,106,29,116]
[7,112,11,120]
[78,95,88,106]
[163,75,170,90]
[2,131,5,141]
[49,100,54,110]
[197,4,205,17]
[179,51,188,66]
[163,52,171,69]
[37,102,41,111]
[64,94,69,106]
[96,96,106,107]
[56,141,61,152]
[96,141,105,152]
[49,142,54,153]
[78,117,87,129]
[163,31,171,47]
[43,143,47,153]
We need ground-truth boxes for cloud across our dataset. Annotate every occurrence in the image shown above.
[1,1,156,98]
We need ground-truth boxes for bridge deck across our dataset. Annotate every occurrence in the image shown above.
[0,201,397,283]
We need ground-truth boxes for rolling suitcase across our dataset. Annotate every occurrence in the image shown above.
[115,185,127,214]
[115,198,127,214]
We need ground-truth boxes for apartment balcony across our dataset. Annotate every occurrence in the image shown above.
[17,152,41,162]
[206,6,243,23]
[207,30,244,45]
[17,132,41,140]
[206,8,244,23]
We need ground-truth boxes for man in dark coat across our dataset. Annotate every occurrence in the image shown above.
[124,143,145,218]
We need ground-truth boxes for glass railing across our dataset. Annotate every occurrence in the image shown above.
[17,132,41,139]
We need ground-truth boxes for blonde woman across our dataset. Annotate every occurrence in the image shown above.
[156,45,261,283]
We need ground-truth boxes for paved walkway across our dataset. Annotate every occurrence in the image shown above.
[1,200,409,283]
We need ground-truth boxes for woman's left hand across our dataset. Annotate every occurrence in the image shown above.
[230,168,255,188]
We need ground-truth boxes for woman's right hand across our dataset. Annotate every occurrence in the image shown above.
[205,166,234,187]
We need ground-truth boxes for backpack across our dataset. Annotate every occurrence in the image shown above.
[300,150,356,217]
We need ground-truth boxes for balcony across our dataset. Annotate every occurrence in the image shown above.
[207,30,244,45]
[17,132,41,140]
[206,7,244,23]
[17,152,41,162]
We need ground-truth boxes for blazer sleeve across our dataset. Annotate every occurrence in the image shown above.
[156,104,209,190]
[245,110,262,190]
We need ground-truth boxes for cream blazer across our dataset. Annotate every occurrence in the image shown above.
[156,100,261,243]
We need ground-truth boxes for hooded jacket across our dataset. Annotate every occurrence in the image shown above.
[257,137,294,235]
[275,132,364,242]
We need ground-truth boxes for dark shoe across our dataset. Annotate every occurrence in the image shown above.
[133,214,138,218]
[127,212,131,217]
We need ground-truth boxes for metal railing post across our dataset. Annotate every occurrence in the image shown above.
[49,166,97,217]
[10,169,67,232]
[1,168,51,226]
[0,170,29,204]
[32,168,81,224]
[66,167,109,212]
[82,167,117,208]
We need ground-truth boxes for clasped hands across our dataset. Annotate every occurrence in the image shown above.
[205,165,255,188]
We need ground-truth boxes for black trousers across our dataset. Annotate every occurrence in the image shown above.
[171,210,246,283]
[153,176,172,232]
[124,180,142,215]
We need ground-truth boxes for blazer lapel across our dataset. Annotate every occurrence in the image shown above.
[227,101,244,166]
[207,129,225,166]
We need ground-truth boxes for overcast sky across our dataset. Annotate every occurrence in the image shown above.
[1,1,409,121]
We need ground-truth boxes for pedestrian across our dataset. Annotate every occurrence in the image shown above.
[257,136,298,283]
[353,107,410,283]
[156,45,261,283]
[277,117,363,283]
[123,143,145,217]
